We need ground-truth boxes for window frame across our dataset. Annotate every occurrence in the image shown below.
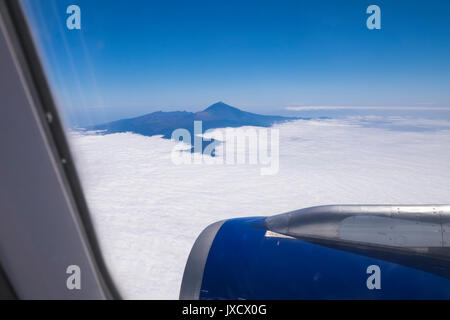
[0,0,120,299]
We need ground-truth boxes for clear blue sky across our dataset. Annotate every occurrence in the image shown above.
[21,0,450,125]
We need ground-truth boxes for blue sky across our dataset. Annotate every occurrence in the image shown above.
[21,0,450,125]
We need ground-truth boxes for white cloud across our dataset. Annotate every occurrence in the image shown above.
[69,117,450,299]
[285,106,450,111]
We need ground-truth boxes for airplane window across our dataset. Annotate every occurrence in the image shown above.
[20,0,450,299]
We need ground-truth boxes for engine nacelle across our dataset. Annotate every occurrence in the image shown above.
[180,205,450,299]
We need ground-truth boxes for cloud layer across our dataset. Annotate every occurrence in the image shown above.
[70,117,450,299]
[285,106,450,111]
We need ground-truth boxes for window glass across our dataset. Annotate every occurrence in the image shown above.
[21,0,450,299]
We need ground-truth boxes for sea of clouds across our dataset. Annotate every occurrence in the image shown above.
[69,116,450,299]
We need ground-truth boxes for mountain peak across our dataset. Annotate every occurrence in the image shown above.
[204,102,240,112]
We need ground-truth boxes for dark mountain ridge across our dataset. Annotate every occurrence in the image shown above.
[88,102,302,139]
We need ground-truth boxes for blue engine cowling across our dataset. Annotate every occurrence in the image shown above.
[180,205,450,299]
